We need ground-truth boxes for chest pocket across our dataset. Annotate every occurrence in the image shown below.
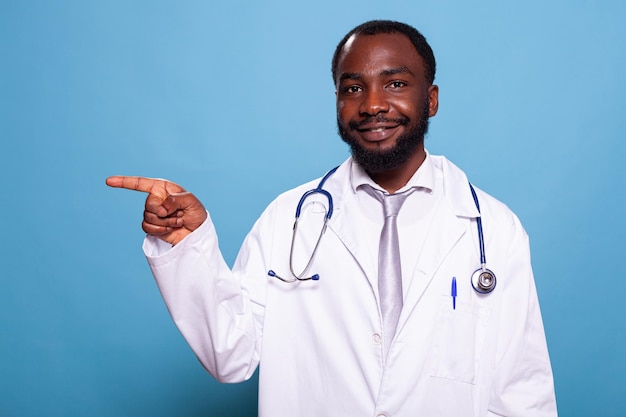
[429,296,491,384]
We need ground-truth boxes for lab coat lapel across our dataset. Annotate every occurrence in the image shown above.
[319,156,480,332]
[396,155,479,333]
[324,163,379,293]
[396,197,467,330]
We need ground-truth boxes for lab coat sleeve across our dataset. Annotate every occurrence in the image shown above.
[142,206,274,383]
[487,214,558,417]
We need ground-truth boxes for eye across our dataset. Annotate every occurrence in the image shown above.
[343,85,362,94]
[388,81,407,89]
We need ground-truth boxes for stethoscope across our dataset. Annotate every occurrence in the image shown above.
[267,166,338,283]
[268,167,497,294]
[468,183,497,294]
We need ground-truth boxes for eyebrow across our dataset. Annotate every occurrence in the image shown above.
[339,72,363,82]
[339,66,415,83]
[381,66,414,77]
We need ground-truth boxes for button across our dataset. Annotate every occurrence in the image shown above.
[372,333,382,345]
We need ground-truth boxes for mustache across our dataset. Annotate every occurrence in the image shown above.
[348,115,410,130]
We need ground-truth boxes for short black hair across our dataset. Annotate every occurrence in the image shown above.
[331,20,436,86]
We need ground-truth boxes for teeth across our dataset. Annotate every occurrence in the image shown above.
[369,127,385,132]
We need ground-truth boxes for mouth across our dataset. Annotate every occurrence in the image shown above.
[359,125,394,133]
[357,124,399,132]
[356,124,401,142]
[346,115,409,142]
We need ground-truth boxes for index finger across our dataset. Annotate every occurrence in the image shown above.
[106,176,163,193]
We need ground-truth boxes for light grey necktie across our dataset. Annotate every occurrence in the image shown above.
[365,186,413,357]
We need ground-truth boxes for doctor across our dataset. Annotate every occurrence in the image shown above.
[107,20,557,416]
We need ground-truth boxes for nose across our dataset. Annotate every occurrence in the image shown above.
[359,88,389,116]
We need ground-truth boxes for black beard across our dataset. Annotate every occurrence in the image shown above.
[337,100,430,174]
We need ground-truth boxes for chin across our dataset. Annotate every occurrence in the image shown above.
[338,121,428,174]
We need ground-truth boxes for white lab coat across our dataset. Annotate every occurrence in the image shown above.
[144,155,557,417]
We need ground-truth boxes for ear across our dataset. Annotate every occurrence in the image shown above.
[428,84,439,117]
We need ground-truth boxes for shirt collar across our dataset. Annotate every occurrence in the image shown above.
[350,151,435,195]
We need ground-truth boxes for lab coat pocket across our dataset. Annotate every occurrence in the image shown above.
[429,297,490,384]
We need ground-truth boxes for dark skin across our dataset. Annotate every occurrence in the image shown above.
[105,176,207,245]
[335,32,439,192]
[106,32,438,244]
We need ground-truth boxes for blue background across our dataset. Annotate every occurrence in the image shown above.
[2,1,625,416]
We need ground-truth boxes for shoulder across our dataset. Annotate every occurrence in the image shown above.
[432,154,526,234]
[255,159,352,220]
[273,159,351,204]
[472,183,527,239]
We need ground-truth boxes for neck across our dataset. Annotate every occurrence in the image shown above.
[368,147,426,194]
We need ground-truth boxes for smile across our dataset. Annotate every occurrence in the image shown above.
[356,124,401,142]
[357,124,399,133]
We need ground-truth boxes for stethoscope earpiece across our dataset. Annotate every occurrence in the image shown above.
[267,166,339,282]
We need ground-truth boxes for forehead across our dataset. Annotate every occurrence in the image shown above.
[336,32,425,80]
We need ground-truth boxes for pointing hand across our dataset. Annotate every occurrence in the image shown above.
[106,176,207,246]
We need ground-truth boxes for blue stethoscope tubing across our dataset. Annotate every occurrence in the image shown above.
[267,166,339,282]
[469,183,497,294]
[295,166,338,221]
[268,166,497,294]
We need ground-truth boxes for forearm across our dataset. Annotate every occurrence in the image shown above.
[144,216,261,382]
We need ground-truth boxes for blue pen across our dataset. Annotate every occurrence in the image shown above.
[451,277,457,310]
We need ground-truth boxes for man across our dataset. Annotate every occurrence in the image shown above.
[107,20,557,416]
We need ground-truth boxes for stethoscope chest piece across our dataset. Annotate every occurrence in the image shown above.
[471,268,497,294]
